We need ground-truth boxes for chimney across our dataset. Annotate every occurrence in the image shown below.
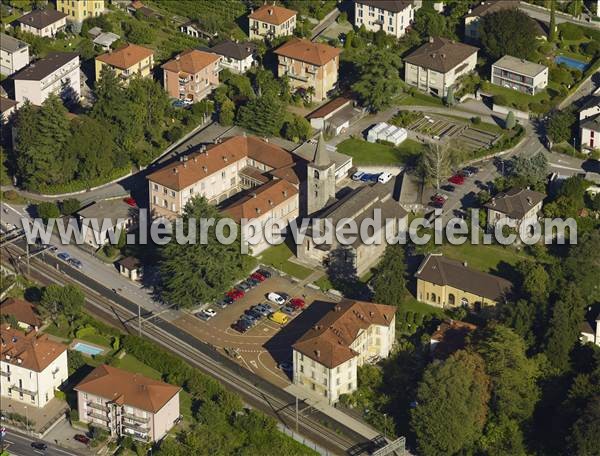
[176,54,180,60]
[526,197,532,205]
[201,145,206,152]
[268,199,274,206]
[441,53,446,59]
[193,156,198,162]
[315,350,320,358]
[282,190,288,197]
[264,137,269,143]
[463,261,468,267]
[202,165,208,172]
[173,168,178,174]
[256,207,262,214]
[252,193,257,198]
[429,36,434,43]
[223,156,228,162]
[268,8,273,15]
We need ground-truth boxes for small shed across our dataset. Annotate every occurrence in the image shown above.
[118,256,142,281]
[367,122,388,143]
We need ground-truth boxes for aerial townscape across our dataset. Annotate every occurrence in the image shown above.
[0,0,599,455]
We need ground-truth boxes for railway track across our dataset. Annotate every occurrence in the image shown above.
[1,242,378,455]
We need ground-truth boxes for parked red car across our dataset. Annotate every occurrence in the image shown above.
[123,197,137,207]
[251,272,266,282]
[74,434,90,445]
[290,298,305,310]
[448,174,465,185]
[226,289,244,300]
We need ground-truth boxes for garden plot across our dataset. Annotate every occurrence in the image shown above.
[408,115,466,140]
[454,127,500,153]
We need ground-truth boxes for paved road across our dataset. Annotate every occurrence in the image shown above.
[311,7,340,41]
[1,427,83,456]
[519,2,600,28]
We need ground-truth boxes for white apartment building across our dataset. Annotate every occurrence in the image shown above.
[147,135,301,219]
[581,313,600,346]
[0,326,68,408]
[0,33,29,76]
[248,4,297,40]
[292,300,396,404]
[581,114,600,153]
[484,188,545,235]
[404,37,478,98]
[210,41,257,74]
[14,53,80,106]
[16,8,67,38]
[75,364,181,442]
[354,0,414,38]
[491,55,548,95]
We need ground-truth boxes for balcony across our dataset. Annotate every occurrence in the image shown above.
[122,420,149,432]
[0,370,9,377]
[10,385,37,396]
[87,411,111,422]
[87,401,110,412]
[285,72,310,82]
[122,412,150,424]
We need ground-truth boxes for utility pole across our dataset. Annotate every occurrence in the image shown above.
[138,304,141,336]
[295,396,298,433]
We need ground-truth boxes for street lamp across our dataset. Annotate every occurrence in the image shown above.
[24,406,28,435]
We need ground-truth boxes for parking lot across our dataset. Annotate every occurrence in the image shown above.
[173,271,338,387]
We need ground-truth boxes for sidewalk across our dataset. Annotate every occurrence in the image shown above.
[284,383,380,440]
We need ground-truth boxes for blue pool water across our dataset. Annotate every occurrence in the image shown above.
[72,342,104,356]
[555,55,589,71]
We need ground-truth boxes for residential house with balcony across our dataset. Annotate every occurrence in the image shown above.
[415,254,513,310]
[579,96,600,153]
[491,55,548,95]
[161,50,221,102]
[292,300,395,404]
[179,20,217,41]
[404,37,478,98]
[464,1,519,41]
[483,187,545,235]
[13,52,80,106]
[16,8,67,38]
[0,325,68,408]
[146,135,303,219]
[95,43,154,83]
[222,179,299,254]
[0,33,29,76]
[209,41,257,74]
[57,0,104,31]
[248,4,296,40]
[274,38,341,102]
[354,0,415,39]
[0,97,19,122]
[75,364,181,442]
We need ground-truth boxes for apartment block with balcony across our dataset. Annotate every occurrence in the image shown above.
[13,52,80,106]
[491,55,548,95]
[75,365,181,442]
[292,300,395,404]
[95,43,154,83]
[147,135,302,219]
[57,0,105,26]
[248,4,296,40]
[579,96,600,153]
[274,38,341,102]
[161,50,221,102]
[354,0,414,39]
[0,325,68,408]
[16,8,67,38]
[404,37,478,98]
[0,33,29,76]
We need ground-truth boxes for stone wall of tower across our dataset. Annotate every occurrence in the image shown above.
[307,163,336,215]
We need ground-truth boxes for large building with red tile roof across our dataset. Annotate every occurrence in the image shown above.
[248,4,297,40]
[0,325,68,408]
[161,49,222,102]
[274,38,341,101]
[292,299,395,403]
[147,135,304,220]
[75,364,181,442]
[95,43,154,83]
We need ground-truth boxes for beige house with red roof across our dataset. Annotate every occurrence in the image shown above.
[95,43,154,83]
[292,300,395,404]
[274,38,341,101]
[161,49,222,102]
[75,364,181,442]
[0,326,68,408]
[222,179,299,254]
[147,135,303,219]
[0,298,43,331]
[248,4,297,40]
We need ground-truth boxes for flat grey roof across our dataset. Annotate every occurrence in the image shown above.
[77,199,136,227]
[13,52,78,81]
[93,32,120,47]
[492,55,547,77]
[0,33,28,53]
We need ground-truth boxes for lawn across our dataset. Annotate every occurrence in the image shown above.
[400,296,446,317]
[78,332,112,347]
[337,138,425,166]
[257,242,313,280]
[481,81,550,108]
[438,242,531,275]
[397,92,445,108]
[113,354,163,380]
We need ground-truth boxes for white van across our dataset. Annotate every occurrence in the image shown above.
[378,172,393,184]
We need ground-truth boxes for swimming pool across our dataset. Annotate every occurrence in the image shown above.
[555,55,589,72]
[72,342,104,356]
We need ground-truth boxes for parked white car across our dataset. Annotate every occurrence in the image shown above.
[351,171,365,181]
[378,172,393,184]
[267,292,286,306]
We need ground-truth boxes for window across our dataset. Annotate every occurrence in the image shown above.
[336,366,340,374]
[448,293,456,305]
[300,365,304,373]
[170,190,175,197]
[221,171,226,179]
[324,378,327,386]
[431,292,437,303]
[311,371,315,380]
[153,184,158,191]
[336,378,340,385]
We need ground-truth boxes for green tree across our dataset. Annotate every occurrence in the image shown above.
[567,396,600,456]
[479,10,538,59]
[411,350,490,456]
[40,284,85,325]
[473,324,540,422]
[237,93,284,137]
[351,48,403,112]
[282,114,311,142]
[545,285,585,371]
[517,261,550,303]
[218,98,235,126]
[372,244,407,306]
[546,109,576,143]
[36,202,60,222]
[445,86,455,106]
[158,197,246,308]
[123,20,155,44]
[413,8,451,38]
[562,230,600,303]
[549,0,557,42]
[60,198,81,215]
[479,416,528,456]
[505,110,516,130]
